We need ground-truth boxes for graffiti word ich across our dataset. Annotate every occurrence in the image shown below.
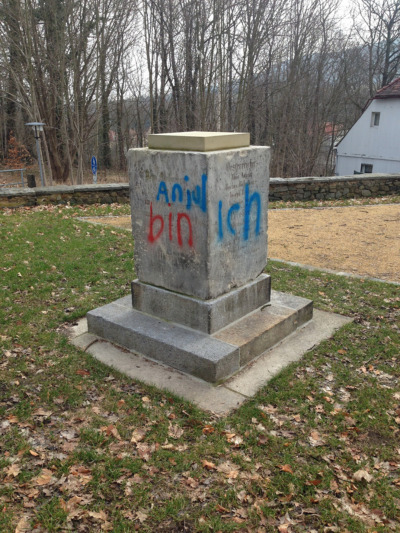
[218,184,261,241]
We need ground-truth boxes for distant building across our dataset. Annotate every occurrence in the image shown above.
[335,78,400,175]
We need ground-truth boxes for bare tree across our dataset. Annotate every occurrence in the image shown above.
[352,0,400,94]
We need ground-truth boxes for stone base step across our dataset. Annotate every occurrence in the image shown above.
[214,291,313,366]
[87,290,312,383]
[131,274,271,334]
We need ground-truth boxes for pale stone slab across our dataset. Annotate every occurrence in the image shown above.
[71,331,98,350]
[69,309,351,415]
[148,132,250,152]
[84,341,244,415]
[131,274,271,334]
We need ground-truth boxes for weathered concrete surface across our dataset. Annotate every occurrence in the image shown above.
[131,274,271,334]
[224,309,353,398]
[148,131,250,152]
[128,146,270,299]
[270,290,314,329]
[71,309,351,415]
[87,290,312,383]
[214,290,313,365]
[87,296,240,382]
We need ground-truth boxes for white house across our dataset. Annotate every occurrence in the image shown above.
[335,78,400,175]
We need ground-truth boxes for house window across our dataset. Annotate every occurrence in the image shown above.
[371,112,380,126]
[361,164,373,173]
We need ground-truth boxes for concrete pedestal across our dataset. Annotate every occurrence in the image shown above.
[87,132,314,384]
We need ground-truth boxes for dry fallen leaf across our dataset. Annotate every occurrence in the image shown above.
[76,369,90,376]
[309,430,325,447]
[137,443,156,461]
[168,424,184,439]
[229,435,243,447]
[5,463,21,478]
[61,495,83,513]
[60,430,78,441]
[216,503,230,513]
[217,461,239,478]
[136,510,148,523]
[279,464,293,474]
[259,404,278,414]
[100,424,121,440]
[68,465,93,485]
[202,459,217,470]
[307,479,322,486]
[33,408,53,417]
[353,469,373,483]
[15,516,30,533]
[88,509,108,521]
[224,432,243,446]
[131,428,146,444]
[33,468,55,486]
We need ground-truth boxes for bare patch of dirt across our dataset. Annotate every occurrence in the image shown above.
[268,204,400,283]
[85,216,132,230]
[85,203,400,283]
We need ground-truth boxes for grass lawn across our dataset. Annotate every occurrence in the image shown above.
[0,200,399,532]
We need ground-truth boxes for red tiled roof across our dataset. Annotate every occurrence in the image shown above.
[374,77,400,99]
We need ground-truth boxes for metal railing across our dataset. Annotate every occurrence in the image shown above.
[0,168,26,188]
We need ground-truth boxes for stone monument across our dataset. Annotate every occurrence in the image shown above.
[87,132,313,383]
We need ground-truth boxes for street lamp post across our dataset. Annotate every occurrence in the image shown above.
[26,122,45,187]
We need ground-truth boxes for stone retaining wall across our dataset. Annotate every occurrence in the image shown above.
[0,174,399,208]
[269,174,400,202]
[0,183,131,208]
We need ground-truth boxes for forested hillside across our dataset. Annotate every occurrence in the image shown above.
[1,0,400,182]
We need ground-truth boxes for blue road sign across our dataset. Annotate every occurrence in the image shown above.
[91,156,97,175]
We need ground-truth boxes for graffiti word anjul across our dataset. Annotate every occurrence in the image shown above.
[148,174,207,247]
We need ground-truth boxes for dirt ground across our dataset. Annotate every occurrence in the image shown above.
[86,203,400,283]
[268,204,399,283]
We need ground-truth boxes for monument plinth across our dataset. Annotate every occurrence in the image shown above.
[87,132,313,383]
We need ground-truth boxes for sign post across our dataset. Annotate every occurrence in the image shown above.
[91,156,97,183]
